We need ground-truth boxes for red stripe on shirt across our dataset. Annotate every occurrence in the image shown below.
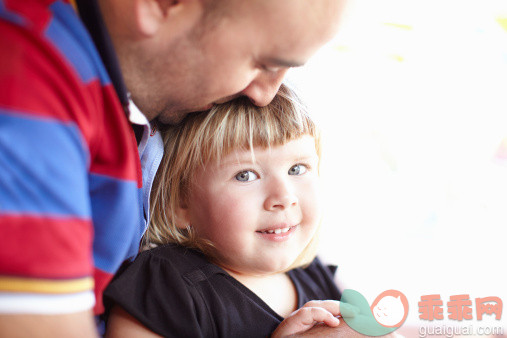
[0,214,93,280]
[3,0,53,33]
[0,20,100,128]
[93,267,113,314]
[1,21,141,183]
[89,85,142,186]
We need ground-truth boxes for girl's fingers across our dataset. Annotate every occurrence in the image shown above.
[302,300,359,318]
[290,306,340,328]
[302,300,342,317]
[271,305,342,337]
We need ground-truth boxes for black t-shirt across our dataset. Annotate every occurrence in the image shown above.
[103,244,341,338]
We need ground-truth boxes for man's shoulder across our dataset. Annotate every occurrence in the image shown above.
[1,1,111,89]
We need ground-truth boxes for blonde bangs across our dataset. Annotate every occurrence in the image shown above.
[188,85,318,168]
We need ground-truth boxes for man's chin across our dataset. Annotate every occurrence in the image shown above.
[156,110,190,125]
[156,106,213,125]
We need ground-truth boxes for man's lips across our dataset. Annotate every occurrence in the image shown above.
[199,103,214,111]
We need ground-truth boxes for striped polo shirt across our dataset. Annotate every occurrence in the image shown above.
[0,0,144,315]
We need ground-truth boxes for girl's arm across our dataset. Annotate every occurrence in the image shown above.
[105,306,162,338]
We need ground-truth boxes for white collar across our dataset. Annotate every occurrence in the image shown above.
[128,97,149,125]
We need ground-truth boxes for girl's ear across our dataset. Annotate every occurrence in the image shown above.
[174,198,191,229]
[134,0,204,37]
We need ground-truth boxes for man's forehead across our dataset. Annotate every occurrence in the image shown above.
[237,0,342,65]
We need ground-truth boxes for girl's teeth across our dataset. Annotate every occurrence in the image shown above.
[262,227,291,234]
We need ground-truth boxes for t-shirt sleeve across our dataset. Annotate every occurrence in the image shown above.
[0,7,96,313]
[103,252,212,338]
[298,257,342,301]
[1,2,142,316]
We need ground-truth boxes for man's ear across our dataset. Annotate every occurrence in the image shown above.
[134,0,203,37]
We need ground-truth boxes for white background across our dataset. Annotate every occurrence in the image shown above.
[288,0,507,330]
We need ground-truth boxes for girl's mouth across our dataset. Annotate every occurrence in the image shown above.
[256,225,298,241]
[257,225,295,234]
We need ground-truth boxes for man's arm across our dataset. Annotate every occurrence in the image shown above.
[0,311,98,338]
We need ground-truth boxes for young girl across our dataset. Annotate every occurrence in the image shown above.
[104,84,343,337]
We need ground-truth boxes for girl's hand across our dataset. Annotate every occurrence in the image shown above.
[271,300,342,337]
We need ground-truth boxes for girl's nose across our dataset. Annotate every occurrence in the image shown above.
[263,177,298,211]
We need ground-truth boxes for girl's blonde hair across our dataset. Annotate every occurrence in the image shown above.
[145,84,322,269]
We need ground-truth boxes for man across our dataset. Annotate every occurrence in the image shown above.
[0,0,343,336]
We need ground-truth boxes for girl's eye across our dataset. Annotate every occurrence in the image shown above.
[288,164,308,176]
[235,170,258,182]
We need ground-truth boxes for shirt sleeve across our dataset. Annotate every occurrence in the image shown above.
[1,1,143,316]
[103,251,212,338]
[0,7,95,313]
[294,257,342,301]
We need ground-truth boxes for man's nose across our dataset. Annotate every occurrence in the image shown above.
[263,176,298,211]
[241,69,288,107]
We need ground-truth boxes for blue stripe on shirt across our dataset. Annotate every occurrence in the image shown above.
[0,109,90,218]
[90,173,140,273]
[45,1,111,85]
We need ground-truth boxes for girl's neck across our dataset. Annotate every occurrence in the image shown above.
[225,269,298,318]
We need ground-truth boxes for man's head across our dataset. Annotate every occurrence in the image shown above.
[100,0,345,124]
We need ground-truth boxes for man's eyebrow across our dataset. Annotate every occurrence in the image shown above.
[265,57,305,68]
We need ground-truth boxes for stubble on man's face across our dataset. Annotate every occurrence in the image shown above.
[132,15,227,125]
